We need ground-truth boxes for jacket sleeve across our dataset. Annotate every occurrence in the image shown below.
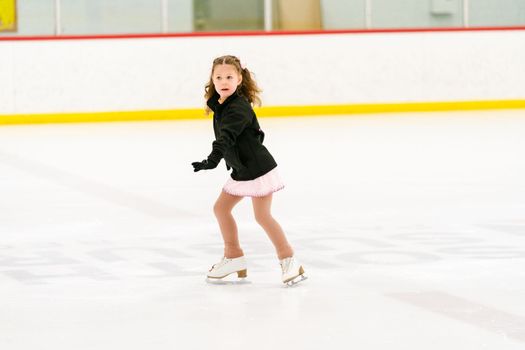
[207,104,252,163]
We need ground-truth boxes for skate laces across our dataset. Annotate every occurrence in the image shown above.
[210,257,230,272]
[280,257,294,274]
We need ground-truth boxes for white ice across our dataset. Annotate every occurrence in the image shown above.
[1,110,525,349]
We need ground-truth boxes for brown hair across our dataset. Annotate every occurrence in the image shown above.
[204,55,262,114]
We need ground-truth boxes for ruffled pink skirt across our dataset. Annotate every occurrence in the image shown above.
[223,167,285,197]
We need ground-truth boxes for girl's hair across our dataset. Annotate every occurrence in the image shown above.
[205,55,262,114]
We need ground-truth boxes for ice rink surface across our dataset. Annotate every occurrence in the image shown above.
[1,110,524,349]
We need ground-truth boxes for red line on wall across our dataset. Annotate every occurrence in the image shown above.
[1,26,525,41]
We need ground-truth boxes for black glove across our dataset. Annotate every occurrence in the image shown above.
[191,158,218,172]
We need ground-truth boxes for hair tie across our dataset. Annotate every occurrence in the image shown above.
[240,60,247,70]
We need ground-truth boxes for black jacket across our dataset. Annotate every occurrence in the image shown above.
[207,91,277,181]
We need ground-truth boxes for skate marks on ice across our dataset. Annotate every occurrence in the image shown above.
[293,223,525,267]
[388,291,525,343]
[0,149,194,219]
[1,223,525,286]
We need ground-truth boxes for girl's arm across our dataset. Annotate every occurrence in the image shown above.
[208,107,251,164]
[191,102,251,173]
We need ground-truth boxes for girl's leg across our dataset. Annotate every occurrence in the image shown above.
[213,190,244,259]
[252,194,294,260]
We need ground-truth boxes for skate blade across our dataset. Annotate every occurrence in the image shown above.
[284,274,308,287]
[206,270,250,285]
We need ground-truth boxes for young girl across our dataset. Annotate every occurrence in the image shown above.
[191,55,306,286]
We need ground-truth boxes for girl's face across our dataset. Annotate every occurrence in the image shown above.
[212,64,242,101]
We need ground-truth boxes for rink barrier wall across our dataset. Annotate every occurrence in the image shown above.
[1,27,525,125]
[1,99,524,125]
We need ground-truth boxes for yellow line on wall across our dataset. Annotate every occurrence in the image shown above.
[0,109,205,125]
[255,100,525,117]
[1,100,524,125]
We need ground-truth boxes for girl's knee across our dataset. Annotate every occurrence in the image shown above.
[254,211,272,226]
[213,202,231,217]
[213,202,223,217]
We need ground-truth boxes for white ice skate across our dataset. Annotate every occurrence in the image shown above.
[280,256,307,286]
[206,256,248,280]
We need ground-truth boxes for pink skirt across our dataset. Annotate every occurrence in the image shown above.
[223,167,285,197]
